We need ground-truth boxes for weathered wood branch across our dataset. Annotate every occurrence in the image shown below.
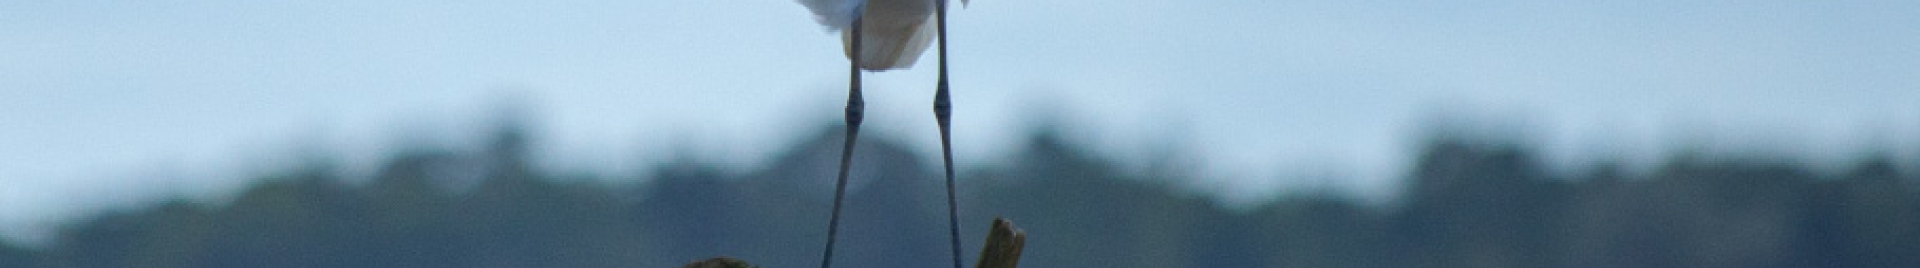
[974,218,1026,268]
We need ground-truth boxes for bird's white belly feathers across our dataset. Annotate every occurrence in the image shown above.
[798,0,938,70]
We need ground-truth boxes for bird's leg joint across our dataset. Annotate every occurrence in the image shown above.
[933,84,952,122]
[845,99,865,125]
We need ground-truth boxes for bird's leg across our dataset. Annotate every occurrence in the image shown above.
[933,1,963,268]
[820,13,864,268]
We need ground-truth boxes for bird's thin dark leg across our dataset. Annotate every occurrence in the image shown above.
[933,1,962,268]
[820,14,864,268]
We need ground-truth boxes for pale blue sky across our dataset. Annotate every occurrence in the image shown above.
[5,0,1920,244]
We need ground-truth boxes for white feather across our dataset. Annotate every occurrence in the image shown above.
[799,0,973,70]
[797,0,864,30]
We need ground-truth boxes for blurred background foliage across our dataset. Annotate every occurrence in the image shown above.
[3,120,1918,268]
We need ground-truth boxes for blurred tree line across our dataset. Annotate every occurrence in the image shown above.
[3,121,1918,268]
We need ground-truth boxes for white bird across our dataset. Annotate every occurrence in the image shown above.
[797,1,971,268]
[798,0,966,70]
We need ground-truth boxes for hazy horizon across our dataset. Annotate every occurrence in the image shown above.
[6,0,1920,244]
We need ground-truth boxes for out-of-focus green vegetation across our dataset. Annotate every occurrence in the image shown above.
[4,122,1918,268]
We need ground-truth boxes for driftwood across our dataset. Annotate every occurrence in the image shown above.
[973,218,1027,268]
[682,218,1025,268]
[681,257,757,268]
